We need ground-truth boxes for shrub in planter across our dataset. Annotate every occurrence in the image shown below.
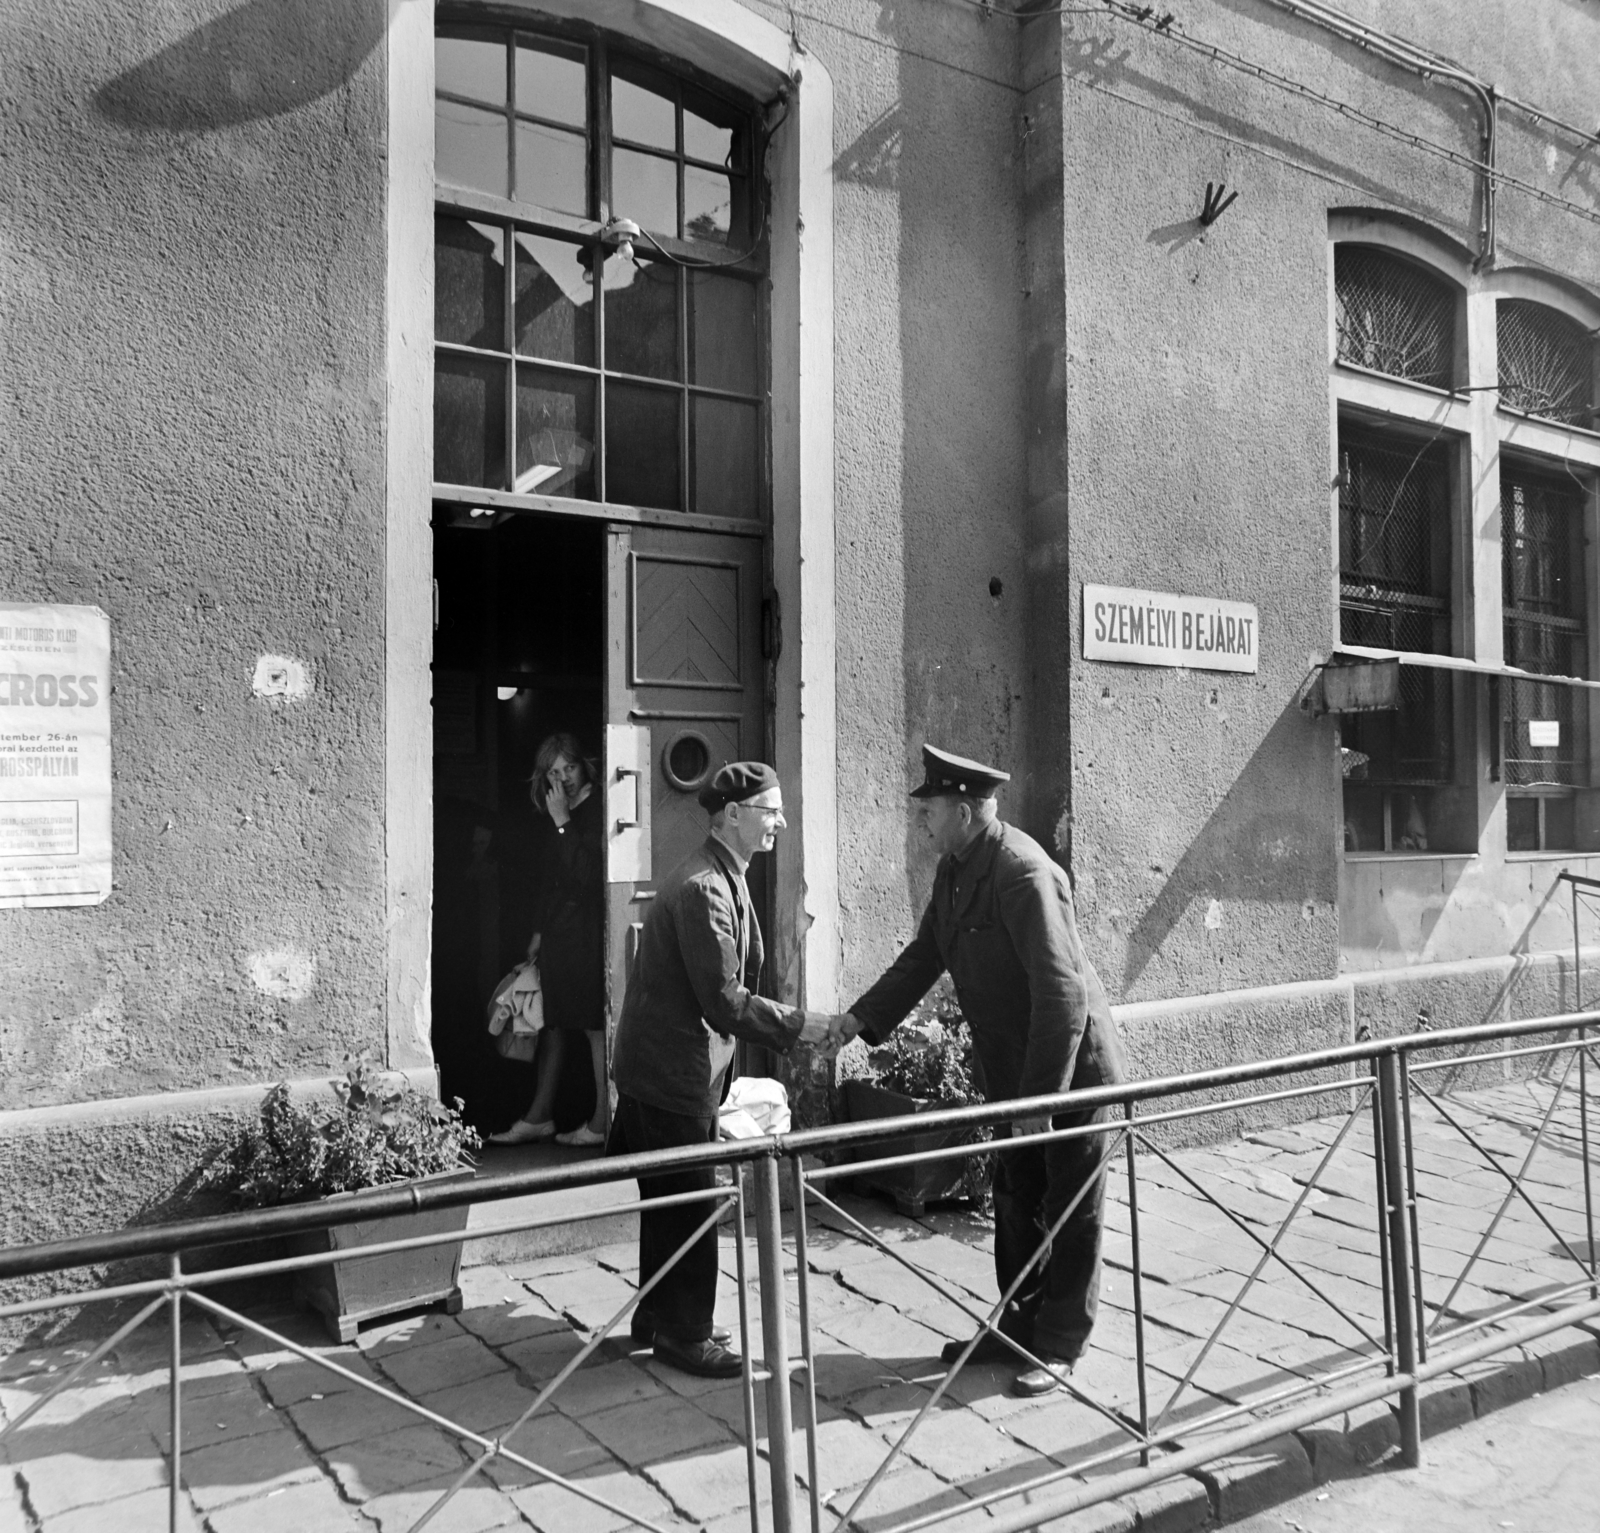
[835,980,993,1217]
[207,1059,481,1341]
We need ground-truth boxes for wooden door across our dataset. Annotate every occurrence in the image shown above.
[604,524,767,1062]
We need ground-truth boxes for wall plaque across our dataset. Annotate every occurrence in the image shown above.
[1084,583,1259,674]
[0,604,112,907]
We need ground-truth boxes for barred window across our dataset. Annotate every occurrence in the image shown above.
[1335,245,1457,391]
[1338,423,1459,852]
[1502,463,1590,848]
[1497,300,1596,428]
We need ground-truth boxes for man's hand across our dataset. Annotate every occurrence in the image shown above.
[797,1012,833,1047]
[1011,1114,1053,1137]
[827,1013,864,1055]
[526,931,543,962]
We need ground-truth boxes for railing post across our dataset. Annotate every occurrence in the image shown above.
[1575,881,1597,1292]
[169,1252,183,1533]
[1377,1051,1421,1467]
[753,1151,797,1533]
[1123,1105,1150,1468]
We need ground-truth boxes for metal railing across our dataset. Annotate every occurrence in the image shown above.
[2,1010,1598,1533]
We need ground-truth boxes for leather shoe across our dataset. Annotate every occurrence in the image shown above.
[940,1330,1023,1367]
[1011,1353,1076,1398]
[630,1314,733,1347]
[651,1334,744,1379]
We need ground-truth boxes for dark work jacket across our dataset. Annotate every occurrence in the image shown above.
[849,820,1127,1103]
[612,836,803,1117]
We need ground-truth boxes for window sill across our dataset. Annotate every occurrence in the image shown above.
[1505,850,1593,862]
[1343,852,1479,864]
[1333,358,1457,399]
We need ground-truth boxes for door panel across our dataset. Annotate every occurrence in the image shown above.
[605,523,766,1049]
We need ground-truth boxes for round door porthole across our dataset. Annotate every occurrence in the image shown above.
[662,730,715,792]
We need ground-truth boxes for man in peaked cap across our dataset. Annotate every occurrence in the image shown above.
[609,761,836,1378]
[835,745,1128,1396]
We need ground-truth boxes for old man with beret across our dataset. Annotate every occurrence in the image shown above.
[835,745,1128,1397]
[609,760,834,1378]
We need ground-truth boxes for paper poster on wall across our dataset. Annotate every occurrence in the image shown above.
[1528,720,1560,748]
[0,604,112,908]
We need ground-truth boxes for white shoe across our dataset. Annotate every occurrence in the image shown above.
[554,1124,606,1148]
[487,1119,556,1145]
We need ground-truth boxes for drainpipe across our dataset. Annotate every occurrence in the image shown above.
[1262,0,1501,266]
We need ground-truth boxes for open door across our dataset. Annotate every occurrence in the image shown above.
[604,524,768,1083]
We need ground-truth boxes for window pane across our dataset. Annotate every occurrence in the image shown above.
[683,84,740,167]
[514,120,587,216]
[1545,795,1576,849]
[691,396,758,519]
[437,99,508,199]
[514,234,594,365]
[435,219,505,349]
[612,146,677,238]
[516,367,596,500]
[1341,783,1384,854]
[437,35,505,107]
[684,165,735,245]
[604,255,678,380]
[611,63,675,151]
[688,272,757,394]
[514,38,585,127]
[607,382,681,508]
[435,354,507,488]
[1507,796,1540,852]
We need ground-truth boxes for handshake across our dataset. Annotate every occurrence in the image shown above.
[797,1011,864,1059]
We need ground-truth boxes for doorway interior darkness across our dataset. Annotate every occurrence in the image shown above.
[431,508,603,1133]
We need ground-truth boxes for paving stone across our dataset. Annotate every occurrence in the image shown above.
[44,1484,203,1533]
[455,1298,570,1351]
[1028,1487,1138,1531]
[581,1394,729,1463]
[498,1326,587,1384]
[546,1358,666,1417]
[1190,1430,1312,1521]
[145,1377,284,1451]
[0,1375,139,1432]
[643,1440,764,1522]
[1522,1326,1600,1390]
[521,1269,638,1334]
[508,1453,677,1533]
[325,1421,470,1499]
[0,1477,25,1533]
[358,1474,528,1533]
[284,1383,424,1450]
[827,1466,987,1533]
[254,1350,383,1407]
[891,1404,1033,1478]
[416,1367,546,1437]
[179,1421,325,1511]
[374,1332,504,1395]
[9,1431,168,1518]
[361,1312,469,1355]
[205,1475,367,1532]
[815,1302,947,1375]
[1457,1349,1545,1416]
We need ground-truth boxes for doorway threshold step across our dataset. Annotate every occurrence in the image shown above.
[462,1142,638,1265]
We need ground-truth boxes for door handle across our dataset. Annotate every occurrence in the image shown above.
[615,766,642,831]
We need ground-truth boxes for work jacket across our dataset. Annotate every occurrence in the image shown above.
[849,819,1126,1103]
[612,836,803,1117]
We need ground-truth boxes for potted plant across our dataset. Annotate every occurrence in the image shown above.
[835,980,993,1217]
[207,1059,481,1342]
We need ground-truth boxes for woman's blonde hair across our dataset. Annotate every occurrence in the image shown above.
[529,732,598,816]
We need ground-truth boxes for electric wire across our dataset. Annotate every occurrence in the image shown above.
[942,0,1600,232]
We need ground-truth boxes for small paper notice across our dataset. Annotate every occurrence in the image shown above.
[1529,720,1561,748]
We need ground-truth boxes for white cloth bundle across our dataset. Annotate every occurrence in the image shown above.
[487,961,545,1040]
[718,1076,791,1140]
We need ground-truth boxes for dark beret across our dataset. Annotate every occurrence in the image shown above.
[698,760,779,814]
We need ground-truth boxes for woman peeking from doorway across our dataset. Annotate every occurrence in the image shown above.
[489,732,607,1147]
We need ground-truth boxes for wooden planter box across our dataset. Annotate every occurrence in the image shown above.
[288,1168,475,1343]
[839,1080,976,1218]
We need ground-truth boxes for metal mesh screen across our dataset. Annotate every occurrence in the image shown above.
[1335,245,1456,390]
[1502,466,1589,787]
[1338,428,1453,785]
[1498,300,1595,427]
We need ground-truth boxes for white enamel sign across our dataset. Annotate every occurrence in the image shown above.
[1083,584,1259,674]
[0,604,112,907]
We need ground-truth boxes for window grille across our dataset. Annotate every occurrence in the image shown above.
[1335,245,1456,390]
[1338,426,1454,785]
[1502,464,1589,789]
[1497,300,1595,427]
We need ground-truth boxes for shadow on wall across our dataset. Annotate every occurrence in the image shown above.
[1123,704,1338,992]
[95,0,388,132]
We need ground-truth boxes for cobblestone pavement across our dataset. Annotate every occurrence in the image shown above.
[2,1071,1598,1533]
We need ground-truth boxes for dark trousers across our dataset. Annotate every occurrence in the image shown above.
[992,1101,1115,1363]
[606,1092,720,1343]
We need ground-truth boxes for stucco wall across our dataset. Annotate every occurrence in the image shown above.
[742,0,1034,999]
[0,0,392,1109]
[1053,0,1600,1003]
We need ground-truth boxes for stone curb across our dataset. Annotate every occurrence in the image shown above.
[1043,1328,1600,1532]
